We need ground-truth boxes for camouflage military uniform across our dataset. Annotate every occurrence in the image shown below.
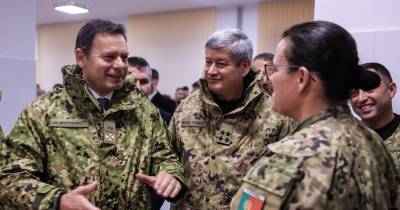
[0,64,184,210]
[384,116,400,169]
[169,70,292,209]
[231,105,399,210]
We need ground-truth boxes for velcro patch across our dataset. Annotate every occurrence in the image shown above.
[50,119,89,128]
[238,188,265,210]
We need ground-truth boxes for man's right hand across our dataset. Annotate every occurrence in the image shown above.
[60,182,100,210]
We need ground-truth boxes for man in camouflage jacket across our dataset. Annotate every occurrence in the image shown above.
[0,19,184,210]
[169,28,291,209]
[350,62,400,168]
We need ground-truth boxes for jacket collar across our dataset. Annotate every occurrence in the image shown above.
[199,67,264,114]
[291,105,351,134]
[61,64,138,115]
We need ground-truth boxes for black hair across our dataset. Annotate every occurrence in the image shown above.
[75,19,127,55]
[361,62,392,83]
[253,52,274,62]
[192,81,200,88]
[151,68,159,80]
[282,21,380,103]
[181,86,189,91]
[127,56,150,68]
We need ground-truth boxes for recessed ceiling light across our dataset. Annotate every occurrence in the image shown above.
[54,2,90,14]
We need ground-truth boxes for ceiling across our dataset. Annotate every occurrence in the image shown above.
[37,0,266,25]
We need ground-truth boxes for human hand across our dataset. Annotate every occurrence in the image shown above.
[136,171,182,198]
[60,182,100,210]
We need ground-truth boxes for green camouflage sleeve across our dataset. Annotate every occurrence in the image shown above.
[0,108,64,210]
[150,111,184,184]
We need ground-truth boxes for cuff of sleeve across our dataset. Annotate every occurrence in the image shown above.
[33,187,65,210]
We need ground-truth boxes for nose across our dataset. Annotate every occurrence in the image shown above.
[206,63,218,75]
[113,56,126,69]
[357,90,368,104]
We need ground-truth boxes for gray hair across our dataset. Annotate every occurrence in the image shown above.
[205,28,253,65]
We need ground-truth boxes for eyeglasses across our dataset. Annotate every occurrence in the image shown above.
[263,64,300,81]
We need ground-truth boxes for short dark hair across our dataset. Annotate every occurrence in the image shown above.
[181,86,189,91]
[192,81,200,88]
[75,19,127,55]
[127,56,150,68]
[253,52,274,62]
[282,21,380,103]
[151,68,159,80]
[361,62,392,83]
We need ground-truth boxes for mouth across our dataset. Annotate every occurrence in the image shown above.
[107,74,124,82]
[358,103,374,113]
[207,78,221,82]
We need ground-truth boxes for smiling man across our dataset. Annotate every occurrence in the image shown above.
[0,19,184,210]
[169,28,292,209]
[351,62,399,167]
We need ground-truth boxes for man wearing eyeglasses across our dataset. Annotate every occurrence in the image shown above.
[350,62,399,167]
[253,52,274,95]
[169,28,292,209]
[128,56,172,124]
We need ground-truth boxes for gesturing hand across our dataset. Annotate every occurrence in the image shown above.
[136,171,182,198]
[60,182,100,210]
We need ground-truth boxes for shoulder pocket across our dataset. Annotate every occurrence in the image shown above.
[244,156,302,197]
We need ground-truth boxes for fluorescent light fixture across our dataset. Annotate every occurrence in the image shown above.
[54,2,90,14]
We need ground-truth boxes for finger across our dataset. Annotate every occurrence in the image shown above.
[136,174,157,187]
[154,171,169,190]
[161,182,176,198]
[155,174,173,194]
[170,182,182,198]
[74,182,98,195]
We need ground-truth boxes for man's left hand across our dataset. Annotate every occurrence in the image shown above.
[136,171,182,198]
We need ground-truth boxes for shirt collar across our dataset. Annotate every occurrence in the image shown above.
[148,90,157,100]
[88,87,113,100]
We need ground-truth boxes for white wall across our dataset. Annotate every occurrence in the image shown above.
[315,0,400,113]
[216,4,259,54]
[0,1,36,134]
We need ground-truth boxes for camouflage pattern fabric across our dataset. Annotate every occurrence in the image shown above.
[385,120,400,170]
[0,64,184,210]
[231,105,400,210]
[169,69,292,209]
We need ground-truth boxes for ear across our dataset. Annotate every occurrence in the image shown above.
[297,66,312,93]
[388,82,397,98]
[75,48,86,69]
[239,59,251,77]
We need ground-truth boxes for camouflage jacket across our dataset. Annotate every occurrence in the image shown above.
[0,64,184,210]
[169,69,292,209]
[385,115,400,169]
[231,105,399,210]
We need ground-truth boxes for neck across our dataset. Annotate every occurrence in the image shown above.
[292,95,332,123]
[365,109,395,129]
[215,85,243,102]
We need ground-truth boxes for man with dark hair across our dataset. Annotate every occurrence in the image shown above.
[253,52,274,95]
[0,19,184,210]
[127,57,172,125]
[351,62,399,167]
[149,68,177,114]
[174,86,189,105]
[191,81,200,93]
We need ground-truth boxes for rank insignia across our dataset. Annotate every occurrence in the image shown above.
[215,122,234,146]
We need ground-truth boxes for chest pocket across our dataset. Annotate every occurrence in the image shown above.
[242,155,303,209]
